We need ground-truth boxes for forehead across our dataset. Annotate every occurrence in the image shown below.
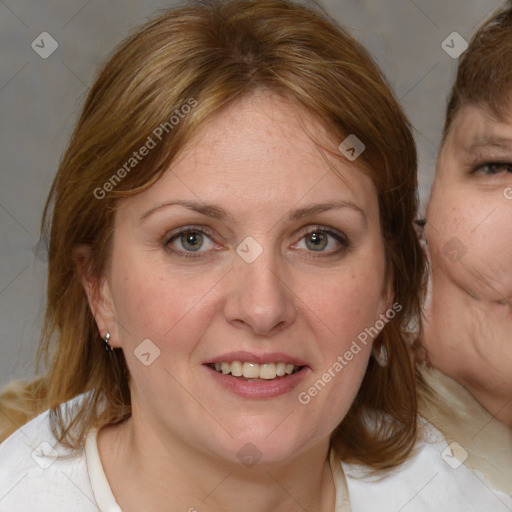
[121,93,379,220]
[443,104,512,154]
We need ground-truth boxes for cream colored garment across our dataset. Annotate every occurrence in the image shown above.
[330,449,352,512]
[3,402,512,511]
[419,366,512,497]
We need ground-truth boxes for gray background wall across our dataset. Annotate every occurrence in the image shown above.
[0,0,503,387]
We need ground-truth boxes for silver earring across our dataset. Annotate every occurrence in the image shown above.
[372,344,388,367]
[103,332,113,352]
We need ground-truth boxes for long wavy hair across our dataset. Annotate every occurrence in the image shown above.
[0,0,424,471]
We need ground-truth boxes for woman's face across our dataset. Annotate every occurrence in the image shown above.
[91,93,391,465]
[425,104,512,390]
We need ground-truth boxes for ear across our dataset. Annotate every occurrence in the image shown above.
[73,244,121,348]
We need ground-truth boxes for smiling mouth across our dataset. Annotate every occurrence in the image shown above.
[208,361,303,380]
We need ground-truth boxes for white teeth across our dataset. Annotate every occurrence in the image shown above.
[212,361,301,380]
[276,362,286,377]
[259,363,276,380]
[231,361,243,377]
[243,362,259,379]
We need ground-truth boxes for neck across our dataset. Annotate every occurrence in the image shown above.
[97,413,336,512]
[422,268,512,427]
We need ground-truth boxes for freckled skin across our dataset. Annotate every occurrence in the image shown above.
[424,105,512,425]
[83,92,392,511]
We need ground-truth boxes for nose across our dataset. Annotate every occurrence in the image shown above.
[223,250,297,336]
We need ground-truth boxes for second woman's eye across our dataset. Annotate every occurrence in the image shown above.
[474,162,512,175]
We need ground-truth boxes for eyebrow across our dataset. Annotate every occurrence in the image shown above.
[140,200,227,222]
[139,199,366,223]
[466,137,512,153]
[285,201,366,222]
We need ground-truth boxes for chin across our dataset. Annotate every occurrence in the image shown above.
[205,422,316,468]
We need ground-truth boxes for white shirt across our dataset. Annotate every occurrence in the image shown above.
[1,405,511,511]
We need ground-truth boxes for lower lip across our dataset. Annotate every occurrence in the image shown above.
[204,365,310,399]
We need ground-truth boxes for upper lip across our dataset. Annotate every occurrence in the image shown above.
[204,351,309,367]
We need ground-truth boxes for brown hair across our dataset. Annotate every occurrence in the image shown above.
[0,0,424,470]
[443,1,512,141]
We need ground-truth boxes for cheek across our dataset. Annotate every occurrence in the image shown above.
[109,253,221,348]
[427,187,466,239]
[303,256,387,353]
[298,295,374,438]
[428,189,512,297]
[317,279,381,337]
[291,268,380,439]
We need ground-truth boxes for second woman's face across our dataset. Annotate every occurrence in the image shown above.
[95,93,392,466]
[426,105,512,387]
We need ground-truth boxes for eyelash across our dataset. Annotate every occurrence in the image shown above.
[473,161,512,175]
[164,225,349,260]
[292,225,349,259]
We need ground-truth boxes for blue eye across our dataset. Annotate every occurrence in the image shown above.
[474,162,512,175]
